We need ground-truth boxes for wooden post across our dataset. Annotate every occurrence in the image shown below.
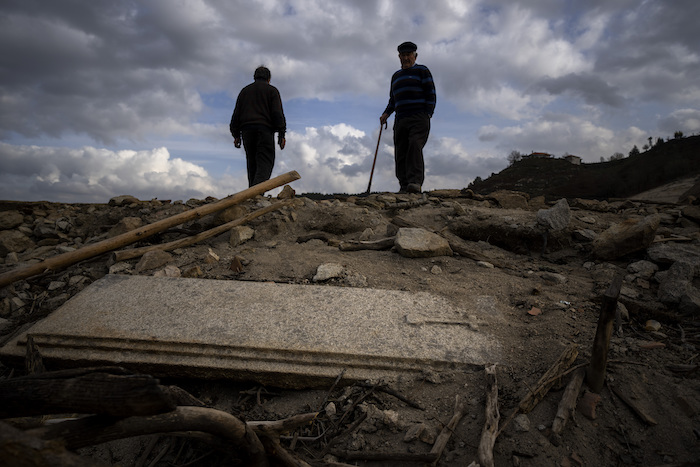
[0,171,300,288]
[586,275,623,393]
[477,364,499,467]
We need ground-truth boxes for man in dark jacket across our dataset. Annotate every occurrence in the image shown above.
[230,66,287,187]
[380,42,436,194]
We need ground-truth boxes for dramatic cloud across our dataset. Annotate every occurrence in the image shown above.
[0,0,698,201]
[0,143,221,203]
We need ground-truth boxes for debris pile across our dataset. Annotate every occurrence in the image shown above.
[1,175,699,465]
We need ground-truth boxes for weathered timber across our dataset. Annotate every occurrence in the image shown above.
[113,199,292,261]
[551,367,585,435]
[430,394,467,466]
[586,275,623,393]
[609,384,658,426]
[384,196,430,210]
[498,343,579,437]
[0,171,300,288]
[477,364,499,467]
[248,412,318,438]
[520,343,579,413]
[27,406,248,451]
[338,237,395,251]
[0,368,175,418]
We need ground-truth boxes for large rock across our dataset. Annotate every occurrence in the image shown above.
[658,261,694,305]
[229,226,255,246]
[214,205,248,225]
[394,228,452,258]
[448,208,571,254]
[109,195,141,206]
[681,205,700,223]
[536,198,570,231]
[488,190,529,210]
[108,217,144,237]
[0,230,35,257]
[135,250,173,273]
[0,211,24,230]
[647,243,700,274]
[591,215,660,260]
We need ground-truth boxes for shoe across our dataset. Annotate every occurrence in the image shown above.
[396,188,408,194]
[406,183,421,193]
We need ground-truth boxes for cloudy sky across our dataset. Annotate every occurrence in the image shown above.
[1,0,699,203]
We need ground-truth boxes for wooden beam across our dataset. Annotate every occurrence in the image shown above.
[0,171,300,288]
[586,275,623,393]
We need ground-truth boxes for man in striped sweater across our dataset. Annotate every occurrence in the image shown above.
[380,41,436,194]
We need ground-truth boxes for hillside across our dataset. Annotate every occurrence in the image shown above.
[469,135,700,200]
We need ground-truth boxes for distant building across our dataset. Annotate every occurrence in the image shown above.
[525,152,552,159]
[564,154,582,165]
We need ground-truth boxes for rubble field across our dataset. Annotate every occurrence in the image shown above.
[1,180,699,466]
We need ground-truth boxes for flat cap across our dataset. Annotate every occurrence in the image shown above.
[397,41,417,53]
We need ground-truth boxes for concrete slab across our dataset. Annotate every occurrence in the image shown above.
[0,275,502,388]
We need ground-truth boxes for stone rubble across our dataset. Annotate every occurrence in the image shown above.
[0,186,699,465]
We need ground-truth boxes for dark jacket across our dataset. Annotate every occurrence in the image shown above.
[230,80,286,139]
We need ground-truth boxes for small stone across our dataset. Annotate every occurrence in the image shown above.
[477,261,494,268]
[230,256,245,273]
[404,423,425,442]
[229,226,255,246]
[205,248,219,264]
[182,266,203,278]
[644,320,661,332]
[419,425,437,444]
[107,217,143,237]
[47,281,65,291]
[359,228,374,241]
[514,414,531,432]
[325,402,337,417]
[277,185,296,199]
[394,228,452,258]
[135,250,173,273]
[313,263,345,282]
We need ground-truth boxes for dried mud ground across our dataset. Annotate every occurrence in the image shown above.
[1,181,699,466]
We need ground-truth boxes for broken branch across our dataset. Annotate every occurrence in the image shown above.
[0,171,301,288]
[430,394,467,466]
[113,199,293,261]
[338,237,395,251]
[551,367,585,435]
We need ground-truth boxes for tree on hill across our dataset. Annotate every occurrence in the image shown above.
[629,145,640,157]
[507,150,523,165]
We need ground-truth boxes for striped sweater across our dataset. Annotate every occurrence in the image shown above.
[383,64,436,120]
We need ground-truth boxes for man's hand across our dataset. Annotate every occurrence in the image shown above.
[234,137,241,148]
[278,137,286,150]
[379,113,389,126]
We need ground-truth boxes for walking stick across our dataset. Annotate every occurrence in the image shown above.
[366,122,386,194]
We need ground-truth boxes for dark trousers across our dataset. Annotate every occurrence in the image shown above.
[393,113,430,189]
[241,127,275,187]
